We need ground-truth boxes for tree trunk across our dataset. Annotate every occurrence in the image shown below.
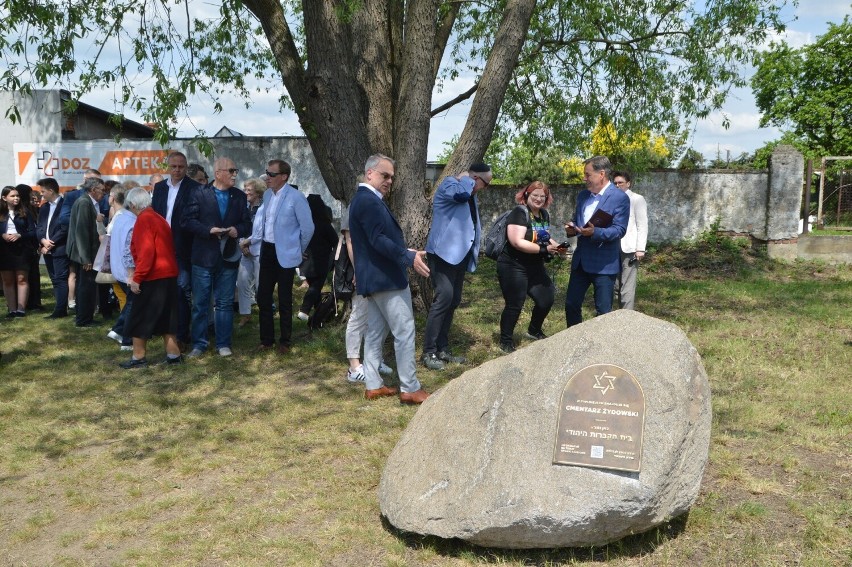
[443,0,537,177]
[246,0,536,307]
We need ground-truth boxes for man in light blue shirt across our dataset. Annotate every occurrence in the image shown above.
[255,159,314,354]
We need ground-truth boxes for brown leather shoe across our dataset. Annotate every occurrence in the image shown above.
[399,389,430,405]
[238,315,251,328]
[256,343,275,352]
[365,385,399,400]
[277,344,290,355]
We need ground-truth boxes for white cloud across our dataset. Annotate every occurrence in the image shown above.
[795,0,851,19]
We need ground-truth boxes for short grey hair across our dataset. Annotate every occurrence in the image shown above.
[584,155,613,180]
[125,187,152,211]
[110,183,128,205]
[364,153,394,175]
[81,177,104,193]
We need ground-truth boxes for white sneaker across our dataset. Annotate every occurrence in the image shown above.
[69,300,76,309]
[107,330,123,343]
[378,360,393,375]
[297,311,309,321]
[346,365,366,383]
[187,348,204,358]
[119,345,133,351]
[218,347,233,357]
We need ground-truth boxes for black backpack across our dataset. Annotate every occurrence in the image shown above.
[308,292,338,330]
[483,206,528,260]
[331,233,355,301]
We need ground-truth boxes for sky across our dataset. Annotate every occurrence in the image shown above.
[77,0,850,162]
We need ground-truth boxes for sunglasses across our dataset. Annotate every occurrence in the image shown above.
[265,170,284,178]
[218,168,239,175]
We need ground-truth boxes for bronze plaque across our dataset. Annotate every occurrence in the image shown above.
[553,364,645,472]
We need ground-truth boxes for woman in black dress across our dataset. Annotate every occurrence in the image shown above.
[1,186,37,317]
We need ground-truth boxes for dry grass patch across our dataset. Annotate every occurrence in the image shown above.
[1,252,850,565]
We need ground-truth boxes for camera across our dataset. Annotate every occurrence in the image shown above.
[628,256,639,266]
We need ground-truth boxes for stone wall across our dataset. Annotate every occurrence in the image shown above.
[477,146,803,251]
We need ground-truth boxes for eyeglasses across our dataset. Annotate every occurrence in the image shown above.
[374,170,395,181]
[474,175,490,188]
[218,168,239,175]
[265,170,284,178]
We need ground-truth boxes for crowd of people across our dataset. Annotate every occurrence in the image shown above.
[1,152,648,406]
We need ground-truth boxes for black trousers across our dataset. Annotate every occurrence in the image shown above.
[299,276,326,314]
[257,243,295,347]
[422,252,468,355]
[73,263,97,326]
[27,252,42,309]
[496,254,554,345]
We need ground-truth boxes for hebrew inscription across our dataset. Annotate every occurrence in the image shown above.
[553,364,645,472]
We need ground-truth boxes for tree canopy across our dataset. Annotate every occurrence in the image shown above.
[2,0,790,244]
[752,15,852,157]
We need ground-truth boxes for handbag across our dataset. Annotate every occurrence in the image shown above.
[94,236,112,273]
[95,270,117,284]
[94,236,117,283]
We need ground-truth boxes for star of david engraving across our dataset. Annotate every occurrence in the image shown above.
[592,370,616,395]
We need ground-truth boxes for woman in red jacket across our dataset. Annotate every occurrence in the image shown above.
[119,188,182,369]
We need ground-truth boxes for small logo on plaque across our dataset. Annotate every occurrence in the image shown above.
[553,364,645,472]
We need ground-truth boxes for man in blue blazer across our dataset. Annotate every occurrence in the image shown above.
[254,159,314,354]
[152,151,202,347]
[421,163,491,370]
[564,155,630,327]
[181,157,251,357]
[348,154,431,405]
[36,178,69,318]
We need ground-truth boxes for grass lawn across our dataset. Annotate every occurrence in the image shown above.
[1,242,850,566]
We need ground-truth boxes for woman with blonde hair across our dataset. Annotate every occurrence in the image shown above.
[236,177,266,327]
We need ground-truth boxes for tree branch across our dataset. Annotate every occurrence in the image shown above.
[432,3,461,83]
[431,82,478,116]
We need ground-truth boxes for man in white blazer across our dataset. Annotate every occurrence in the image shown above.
[613,171,648,310]
[255,159,314,353]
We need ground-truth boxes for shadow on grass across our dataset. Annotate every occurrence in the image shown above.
[381,513,689,563]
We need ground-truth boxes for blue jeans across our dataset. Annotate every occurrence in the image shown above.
[113,281,135,346]
[191,263,238,351]
[564,264,616,327]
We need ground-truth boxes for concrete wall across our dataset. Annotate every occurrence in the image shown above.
[797,235,852,264]
[0,90,64,184]
[176,136,342,221]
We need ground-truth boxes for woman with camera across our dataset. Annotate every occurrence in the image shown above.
[496,180,562,353]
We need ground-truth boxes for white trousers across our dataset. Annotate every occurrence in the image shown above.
[236,254,260,315]
[345,292,368,359]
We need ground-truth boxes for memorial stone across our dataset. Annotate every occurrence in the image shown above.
[379,310,712,548]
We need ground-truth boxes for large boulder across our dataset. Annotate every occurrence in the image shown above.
[379,310,711,548]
